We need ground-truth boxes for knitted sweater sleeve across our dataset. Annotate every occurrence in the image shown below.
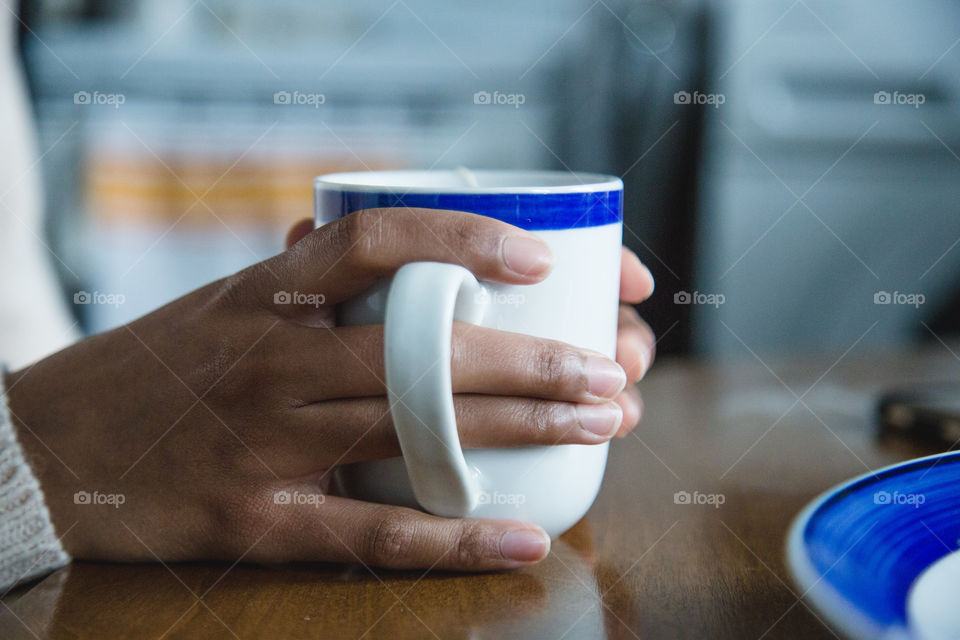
[0,378,70,591]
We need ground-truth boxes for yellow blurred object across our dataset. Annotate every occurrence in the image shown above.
[85,151,402,226]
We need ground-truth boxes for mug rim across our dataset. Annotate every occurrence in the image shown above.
[314,169,622,194]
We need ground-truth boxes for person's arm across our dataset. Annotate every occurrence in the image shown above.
[2,209,653,585]
[0,0,658,595]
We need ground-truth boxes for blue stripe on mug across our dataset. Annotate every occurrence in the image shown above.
[319,189,622,231]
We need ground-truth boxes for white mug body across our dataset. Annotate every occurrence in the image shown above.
[315,170,622,537]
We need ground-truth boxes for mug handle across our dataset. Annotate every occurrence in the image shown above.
[384,261,487,517]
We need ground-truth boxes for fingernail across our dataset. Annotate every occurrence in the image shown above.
[502,235,553,278]
[501,529,551,562]
[585,356,627,398]
[577,403,623,437]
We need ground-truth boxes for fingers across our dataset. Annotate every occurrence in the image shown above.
[277,395,622,469]
[273,322,626,404]
[612,386,643,438]
[259,208,554,309]
[247,494,550,571]
[617,305,655,383]
[620,247,655,303]
[285,218,314,249]
[614,304,651,436]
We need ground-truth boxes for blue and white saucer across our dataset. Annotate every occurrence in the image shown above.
[787,451,960,640]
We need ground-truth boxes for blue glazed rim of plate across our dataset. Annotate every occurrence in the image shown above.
[786,450,960,640]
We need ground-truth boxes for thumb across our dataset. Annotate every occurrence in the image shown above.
[248,492,551,571]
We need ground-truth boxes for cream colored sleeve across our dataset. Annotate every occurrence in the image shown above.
[0,377,70,591]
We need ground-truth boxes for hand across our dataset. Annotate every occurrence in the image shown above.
[613,247,656,436]
[6,208,634,572]
[285,220,658,439]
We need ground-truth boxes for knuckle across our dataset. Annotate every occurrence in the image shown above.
[191,336,244,397]
[534,341,580,392]
[205,346,278,412]
[203,268,259,312]
[528,401,563,439]
[339,209,387,266]
[365,513,415,565]
[455,522,493,567]
[454,216,476,244]
[450,214,488,255]
[207,490,271,556]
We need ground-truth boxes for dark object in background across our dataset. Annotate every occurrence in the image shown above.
[556,0,709,355]
[878,383,960,446]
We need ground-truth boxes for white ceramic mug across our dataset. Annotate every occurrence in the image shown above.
[314,169,623,537]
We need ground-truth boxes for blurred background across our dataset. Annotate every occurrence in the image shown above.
[13,0,960,357]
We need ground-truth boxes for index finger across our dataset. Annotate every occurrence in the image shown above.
[258,208,554,307]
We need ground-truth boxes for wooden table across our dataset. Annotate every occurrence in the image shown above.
[2,347,955,639]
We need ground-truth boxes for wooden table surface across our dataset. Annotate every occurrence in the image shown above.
[3,346,956,639]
